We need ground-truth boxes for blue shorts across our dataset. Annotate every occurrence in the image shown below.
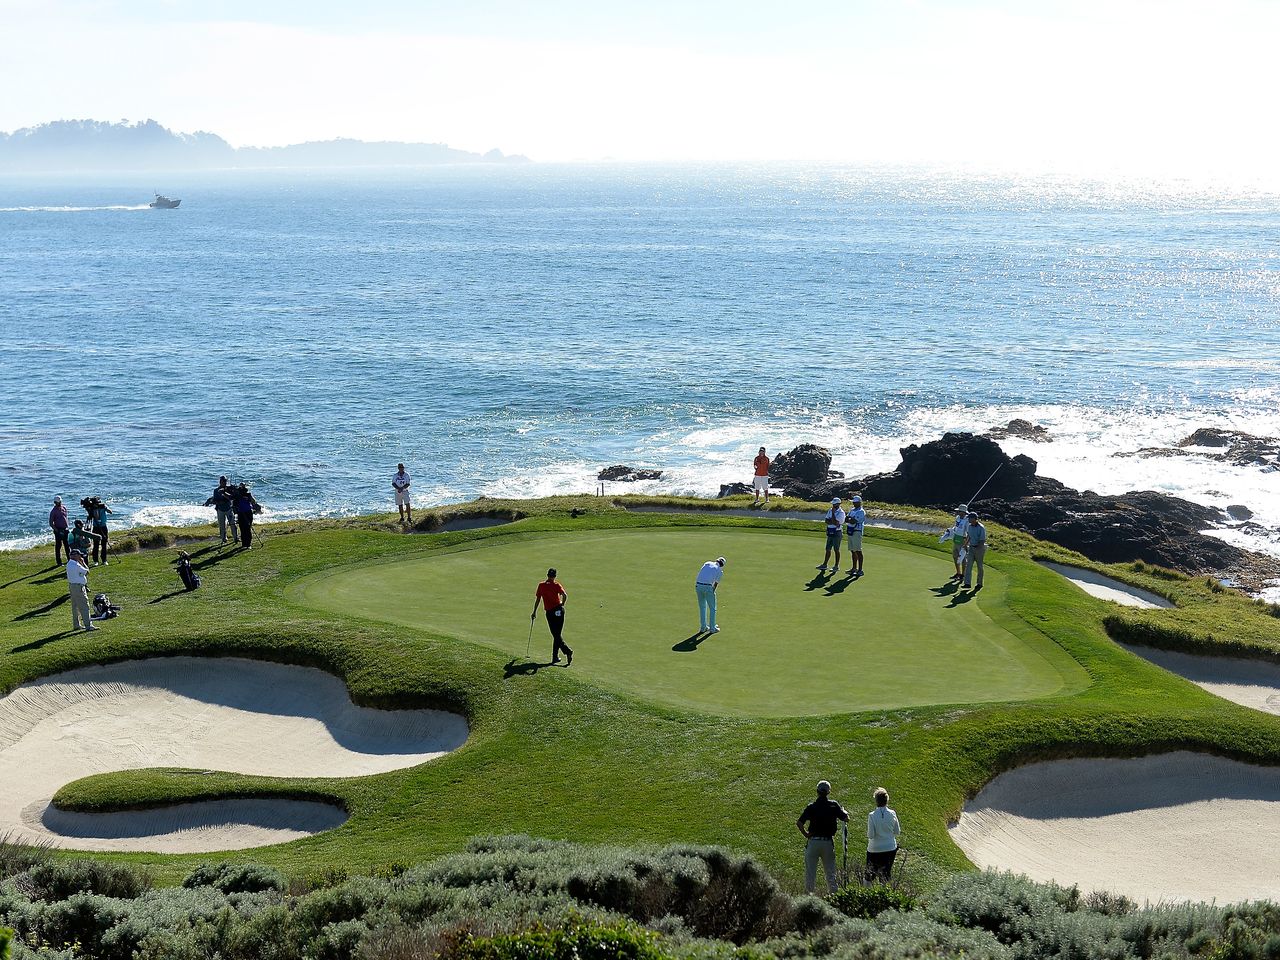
[825,530,841,549]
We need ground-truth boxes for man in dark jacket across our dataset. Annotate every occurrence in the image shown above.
[203,476,239,545]
[796,779,850,893]
[49,496,70,565]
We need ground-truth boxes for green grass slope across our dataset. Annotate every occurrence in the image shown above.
[0,497,1276,894]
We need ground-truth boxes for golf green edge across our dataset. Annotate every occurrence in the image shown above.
[3,495,1278,892]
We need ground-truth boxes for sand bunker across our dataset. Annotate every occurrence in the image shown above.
[1037,561,1174,609]
[1122,645,1280,716]
[951,752,1280,903]
[0,657,468,853]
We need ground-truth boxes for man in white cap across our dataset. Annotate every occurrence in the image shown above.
[796,779,849,894]
[845,494,867,578]
[65,549,97,632]
[816,498,845,573]
[392,463,412,524]
[695,556,726,634]
[49,495,70,565]
[963,511,987,589]
[948,504,970,581]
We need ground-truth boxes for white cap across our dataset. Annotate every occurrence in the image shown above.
[831,497,841,505]
[817,780,831,794]
[957,503,968,512]
[54,495,62,504]
[716,557,726,566]
[851,495,862,504]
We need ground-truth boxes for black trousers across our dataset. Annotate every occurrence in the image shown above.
[92,524,108,564]
[546,607,572,661]
[237,512,254,547]
[53,529,69,564]
[865,848,896,884]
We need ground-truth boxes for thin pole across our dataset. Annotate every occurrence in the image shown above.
[526,618,534,659]
[967,463,1003,506]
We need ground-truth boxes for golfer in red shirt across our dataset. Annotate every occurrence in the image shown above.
[531,568,573,666]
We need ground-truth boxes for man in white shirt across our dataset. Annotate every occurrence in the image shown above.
[695,557,726,634]
[845,495,868,578]
[947,504,970,582]
[816,498,846,573]
[392,464,412,524]
[65,550,97,632]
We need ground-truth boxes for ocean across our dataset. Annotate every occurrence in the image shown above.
[2,164,1278,585]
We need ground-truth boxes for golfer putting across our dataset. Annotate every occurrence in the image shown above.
[531,568,573,666]
[816,498,845,573]
[695,556,725,634]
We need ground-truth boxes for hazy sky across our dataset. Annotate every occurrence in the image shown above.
[3,0,1277,174]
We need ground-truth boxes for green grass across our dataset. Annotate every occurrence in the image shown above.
[1,496,1279,894]
[300,526,1084,716]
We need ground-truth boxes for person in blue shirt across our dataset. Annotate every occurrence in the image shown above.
[232,484,264,549]
[845,495,868,578]
[82,497,113,565]
[963,512,988,589]
[816,498,845,574]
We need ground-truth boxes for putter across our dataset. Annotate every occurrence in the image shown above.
[526,617,534,659]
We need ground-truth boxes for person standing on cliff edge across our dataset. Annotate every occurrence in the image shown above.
[751,447,771,506]
[392,463,412,524]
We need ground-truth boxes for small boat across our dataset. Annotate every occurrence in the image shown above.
[149,193,181,209]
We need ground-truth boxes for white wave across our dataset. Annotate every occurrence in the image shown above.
[0,204,151,213]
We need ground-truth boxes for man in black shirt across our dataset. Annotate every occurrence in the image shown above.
[795,779,849,894]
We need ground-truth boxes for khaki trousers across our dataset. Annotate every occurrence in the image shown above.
[69,583,92,630]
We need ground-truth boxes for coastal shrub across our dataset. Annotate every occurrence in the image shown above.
[0,835,52,882]
[182,862,284,895]
[22,860,150,901]
[447,917,668,960]
[0,926,10,960]
[36,892,131,956]
[828,883,918,921]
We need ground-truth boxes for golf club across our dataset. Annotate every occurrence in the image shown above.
[526,616,534,659]
[965,462,1003,507]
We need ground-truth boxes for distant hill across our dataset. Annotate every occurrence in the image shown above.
[0,120,530,171]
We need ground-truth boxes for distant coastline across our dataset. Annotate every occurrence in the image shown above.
[0,119,530,172]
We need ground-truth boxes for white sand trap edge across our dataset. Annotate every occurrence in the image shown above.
[1037,561,1174,609]
[951,752,1280,904]
[0,656,469,853]
[1121,644,1280,716]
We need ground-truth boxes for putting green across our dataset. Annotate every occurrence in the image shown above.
[300,527,1085,717]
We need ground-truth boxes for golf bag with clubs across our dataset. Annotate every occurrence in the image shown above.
[176,554,201,592]
[92,593,121,620]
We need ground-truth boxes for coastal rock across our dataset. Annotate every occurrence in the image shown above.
[846,432,1268,583]
[1118,428,1280,471]
[986,419,1052,442]
[1226,504,1254,521]
[718,482,754,498]
[597,465,664,482]
[857,433,1042,506]
[770,445,832,485]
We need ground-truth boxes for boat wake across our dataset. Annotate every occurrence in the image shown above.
[0,204,152,213]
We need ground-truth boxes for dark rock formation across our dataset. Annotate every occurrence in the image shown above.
[598,465,663,482]
[1118,428,1280,471]
[986,418,1052,442]
[770,445,832,485]
[718,482,754,498]
[1226,504,1254,521]
[849,432,1271,586]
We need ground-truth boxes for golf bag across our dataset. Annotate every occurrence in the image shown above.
[177,556,201,592]
[92,593,121,620]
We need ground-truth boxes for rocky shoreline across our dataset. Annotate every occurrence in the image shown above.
[647,425,1279,594]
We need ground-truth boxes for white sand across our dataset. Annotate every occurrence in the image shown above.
[1122,645,1280,716]
[951,752,1280,903]
[1038,561,1174,609]
[0,657,469,852]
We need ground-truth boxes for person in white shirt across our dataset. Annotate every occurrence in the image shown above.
[947,504,970,581]
[392,464,412,524]
[865,787,901,883]
[65,550,97,632]
[695,557,726,634]
[963,512,988,590]
[845,495,868,578]
[816,498,846,573]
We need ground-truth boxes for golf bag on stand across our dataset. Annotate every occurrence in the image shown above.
[176,552,201,592]
[92,594,121,620]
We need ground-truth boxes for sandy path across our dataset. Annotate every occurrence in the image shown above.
[0,657,468,852]
[951,752,1280,903]
[1037,561,1173,609]
[1122,645,1280,716]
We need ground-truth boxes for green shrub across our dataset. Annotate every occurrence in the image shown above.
[449,917,667,960]
[182,862,285,895]
[828,883,918,921]
[0,926,11,960]
[0,836,52,883]
[22,860,150,901]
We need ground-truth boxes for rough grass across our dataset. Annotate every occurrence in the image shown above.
[1,496,1278,895]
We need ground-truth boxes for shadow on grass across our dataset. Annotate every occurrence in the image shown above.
[671,632,707,652]
[931,580,960,598]
[1,564,61,589]
[824,573,859,596]
[12,629,77,653]
[503,658,560,678]
[804,571,832,591]
[192,548,241,572]
[149,589,192,604]
[12,593,69,622]
[946,589,976,608]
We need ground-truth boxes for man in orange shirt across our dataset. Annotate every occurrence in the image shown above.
[531,568,573,666]
[751,447,772,506]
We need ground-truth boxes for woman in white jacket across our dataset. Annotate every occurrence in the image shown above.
[866,787,901,883]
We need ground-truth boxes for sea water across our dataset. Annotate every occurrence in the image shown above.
[2,164,1278,573]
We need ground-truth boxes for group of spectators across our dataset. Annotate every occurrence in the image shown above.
[48,495,112,567]
[797,779,902,893]
[202,477,264,548]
